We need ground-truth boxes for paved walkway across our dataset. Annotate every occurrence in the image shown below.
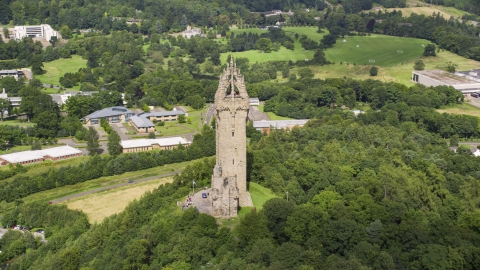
[50,171,181,204]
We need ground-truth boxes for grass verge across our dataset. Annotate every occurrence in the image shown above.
[437,102,480,118]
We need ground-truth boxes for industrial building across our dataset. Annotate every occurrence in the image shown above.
[412,69,480,94]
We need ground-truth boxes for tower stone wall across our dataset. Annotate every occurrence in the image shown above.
[211,58,253,218]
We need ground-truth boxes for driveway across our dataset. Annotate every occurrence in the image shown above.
[110,123,131,140]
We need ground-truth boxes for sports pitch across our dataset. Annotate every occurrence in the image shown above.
[325,35,427,66]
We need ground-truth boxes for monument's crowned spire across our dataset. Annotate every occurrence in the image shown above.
[210,57,253,218]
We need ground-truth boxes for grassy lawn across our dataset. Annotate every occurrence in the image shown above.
[292,49,479,87]
[0,120,36,127]
[155,107,207,136]
[437,102,480,118]
[257,105,294,120]
[249,182,279,211]
[65,177,174,223]
[325,34,426,67]
[35,55,87,87]
[219,182,278,228]
[0,155,92,175]
[222,26,325,63]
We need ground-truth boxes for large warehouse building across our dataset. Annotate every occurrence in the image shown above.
[412,69,480,94]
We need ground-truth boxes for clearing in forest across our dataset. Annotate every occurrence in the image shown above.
[65,177,174,223]
[35,55,87,90]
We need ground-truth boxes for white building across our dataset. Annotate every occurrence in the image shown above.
[412,69,480,94]
[14,24,59,41]
[182,26,202,39]
[0,146,82,166]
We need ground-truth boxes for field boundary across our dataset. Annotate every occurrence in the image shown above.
[51,171,181,204]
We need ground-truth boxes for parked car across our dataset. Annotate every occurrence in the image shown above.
[472,93,479,98]
[202,193,207,198]
[128,179,134,183]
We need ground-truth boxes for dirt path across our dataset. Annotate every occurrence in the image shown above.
[50,171,181,204]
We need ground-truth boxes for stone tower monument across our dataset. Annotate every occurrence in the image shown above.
[211,57,253,218]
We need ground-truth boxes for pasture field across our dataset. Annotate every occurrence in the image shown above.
[436,102,480,118]
[65,177,174,223]
[35,55,86,87]
[383,0,472,19]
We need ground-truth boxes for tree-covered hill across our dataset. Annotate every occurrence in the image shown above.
[3,82,480,268]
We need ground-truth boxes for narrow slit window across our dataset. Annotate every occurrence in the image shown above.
[233,159,235,164]
[232,131,234,137]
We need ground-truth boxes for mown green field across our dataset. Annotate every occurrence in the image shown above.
[325,35,426,66]
[224,27,426,66]
[35,55,87,88]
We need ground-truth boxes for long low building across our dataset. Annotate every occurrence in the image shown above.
[253,119,309,134]
[0,146,83,166]
[121,137,191,153]
[412,69,480,94]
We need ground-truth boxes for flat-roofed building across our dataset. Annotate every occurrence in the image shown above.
[14,24,58,41]
[253,119,309,134]
[0,69,24,79]
[0,146,82,166]
[121,137,190,153]
[412,69,480,94]
[82,106,134,125]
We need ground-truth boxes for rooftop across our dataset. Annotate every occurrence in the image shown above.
[0,146,82,164]
[82,106,133,120]
[413,69,477,85]
[253,119,309,129]
[140,110,185,117]
[121,137,190,149]
[130,115,154,128]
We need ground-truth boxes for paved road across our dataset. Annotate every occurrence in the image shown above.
[205,104,214,125]
[50,171,181,204]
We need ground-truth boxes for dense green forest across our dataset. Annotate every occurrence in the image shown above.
[3,73,480,268]
[4,103,480,269]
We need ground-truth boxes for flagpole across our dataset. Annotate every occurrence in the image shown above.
[192,180,195,195]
